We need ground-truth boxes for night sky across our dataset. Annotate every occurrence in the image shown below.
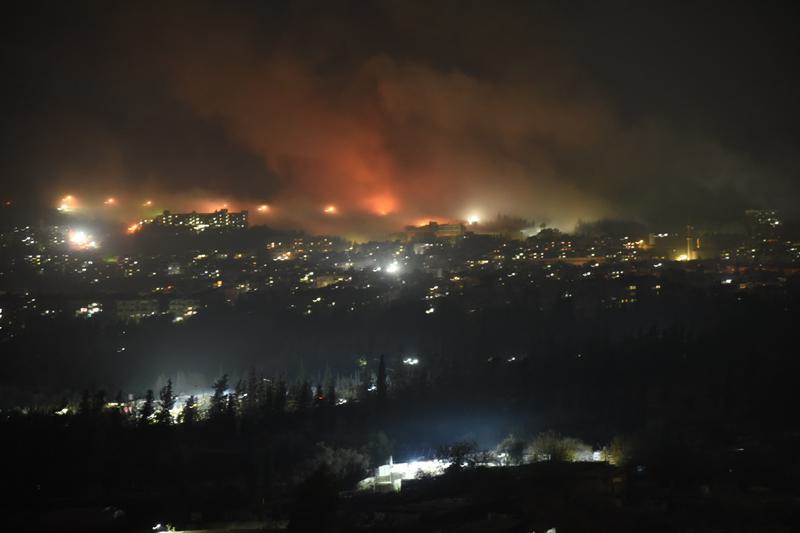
[3,0,799,234]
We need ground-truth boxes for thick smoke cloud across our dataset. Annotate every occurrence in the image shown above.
[3,1,799,234]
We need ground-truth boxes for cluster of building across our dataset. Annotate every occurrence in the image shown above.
[150,209,248,231]
[0,208,797,341]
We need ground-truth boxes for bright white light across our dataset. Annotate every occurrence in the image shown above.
[402,357,419,366]
[467,214,480,225]
[361,459,450,492]
[425,307,435,314]
[70,230,88,245]
[68,229,98,250]
[386,261,401,274]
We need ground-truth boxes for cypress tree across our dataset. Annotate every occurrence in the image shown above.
[209,374,228,421]
[156,378,174,425]
[139,389,155,425]
[179,395,197,426]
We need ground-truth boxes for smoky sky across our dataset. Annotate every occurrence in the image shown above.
[2,0,799,234]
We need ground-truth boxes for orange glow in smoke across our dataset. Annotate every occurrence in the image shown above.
[366,194,397,216]
[127,222,142,234]
[143,200,153,207]
[58,195,77,212]
[413,217,448,227]
[257,204,270,213]
[323,205,337,214]
[104,197,116,206]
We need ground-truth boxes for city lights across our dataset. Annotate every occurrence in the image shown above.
[4,2,798,528]
[75,302,102,318]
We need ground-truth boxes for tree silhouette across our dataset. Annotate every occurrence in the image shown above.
[326,380,337,407]
[156,378,174,425]
[323,368,336,405]
[91,389,106,414]
[294,381,311,412]
[226,388,240,419]
[259,378,274,416]
[179,395,197,426]
[496,434,526,465]
[436,440,478,470]
[244,368,259,418]
[314,382,325,407]
[228,378,245,417]
[139,389,155,425]
[110,390,125,428]
[274,380,287,413]
[357,358,370,400]
[209,374,228,421]
[78,389,92,416]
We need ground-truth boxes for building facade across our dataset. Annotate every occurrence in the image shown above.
[152,209,248,231]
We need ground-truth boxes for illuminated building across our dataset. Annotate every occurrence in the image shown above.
[151,209,248,231]
[412,243,432,255]
[168,299,199,322]
[745,209,781,243]
[116,299,159,322]
[75,302,102,318]
[358,459,449,492]
[314,275,349,289]
[404,221,465,241]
